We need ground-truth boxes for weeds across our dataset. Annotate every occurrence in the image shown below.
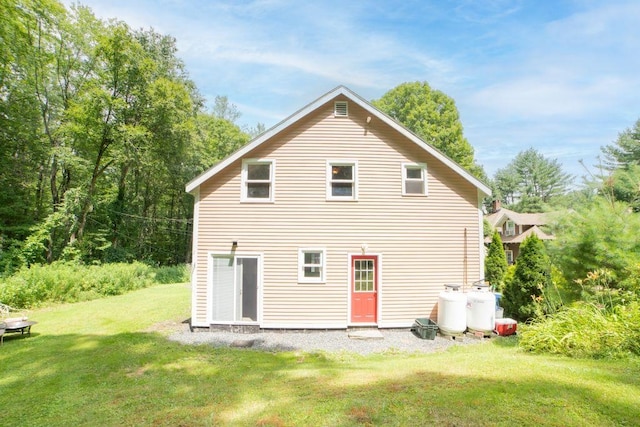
[0,262,172,308]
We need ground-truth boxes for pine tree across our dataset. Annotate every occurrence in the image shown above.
[485,230,508,291]
[502,234,551,322]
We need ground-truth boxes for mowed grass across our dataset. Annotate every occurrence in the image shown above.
[1,283,639,426]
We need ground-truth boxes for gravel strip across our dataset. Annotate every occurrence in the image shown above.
[168,326,480,355]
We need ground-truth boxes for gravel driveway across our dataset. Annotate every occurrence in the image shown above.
[168,327,480,356]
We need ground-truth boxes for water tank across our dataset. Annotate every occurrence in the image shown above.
[437,284,467,334]
[466,284,496,333]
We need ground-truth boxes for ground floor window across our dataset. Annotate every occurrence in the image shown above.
[505,249,514,265]
[298,248,326,283]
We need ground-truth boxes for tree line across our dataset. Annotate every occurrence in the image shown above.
[0,0,250,273]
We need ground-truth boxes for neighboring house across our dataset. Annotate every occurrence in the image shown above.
[485,201,554,264]
[185,86,491,330]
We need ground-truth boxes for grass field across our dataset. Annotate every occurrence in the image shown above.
[1,283,638,426]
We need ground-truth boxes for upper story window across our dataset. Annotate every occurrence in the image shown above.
[402,163,428,196]
[505,220,516,236]
[298,248,326,283]
[327,161,357,200]
[242,159,274,202]
[334,101,348,117]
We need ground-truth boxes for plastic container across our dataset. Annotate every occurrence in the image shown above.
[494,292,503,307]
[437,284,467,334]
[466,284,496,333]
[495,318,517,336]
[495,306,504,319]
[412,318,438,340]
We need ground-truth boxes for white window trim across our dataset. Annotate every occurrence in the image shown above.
[326,160,358,201]
[505,249,514,265]
[241,159,275,202]
[298,248,326,283]
[505,220,515,236]
[402,162,428,196]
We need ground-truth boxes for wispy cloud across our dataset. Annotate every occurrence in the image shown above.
[63,0,640,179]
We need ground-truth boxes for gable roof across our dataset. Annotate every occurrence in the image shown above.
[486,207,549,228]
[503,225,555,243]
[186,85,491,195]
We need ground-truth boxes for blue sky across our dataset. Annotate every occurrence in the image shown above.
[64,0,640,180]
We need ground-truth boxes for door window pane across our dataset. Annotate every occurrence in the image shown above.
[354,258,375,293]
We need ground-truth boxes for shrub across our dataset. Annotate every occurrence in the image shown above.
[153,264,190,284]
[519,301,640,358]
[0,262,157,309]
[502,234,551,322]
[485,230,508,291]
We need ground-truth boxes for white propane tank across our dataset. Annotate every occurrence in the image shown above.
[466,284,496,333]
[437,284,467,334]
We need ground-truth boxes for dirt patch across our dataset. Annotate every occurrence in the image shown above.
[144,319,190,334]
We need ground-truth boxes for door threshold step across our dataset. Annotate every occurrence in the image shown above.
[347,329,384,340]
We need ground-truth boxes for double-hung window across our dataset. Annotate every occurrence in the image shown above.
[242,159,274,202]
[327,161,357,200]
[505,220,516,236]
[402,163,428,195]
[298,248,326,283]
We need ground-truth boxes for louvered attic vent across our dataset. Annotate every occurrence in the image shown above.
[334,101,348,117]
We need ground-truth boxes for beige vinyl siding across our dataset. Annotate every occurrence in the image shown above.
[192,96,483,328]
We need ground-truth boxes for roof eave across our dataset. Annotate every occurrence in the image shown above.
[186,85,492,197]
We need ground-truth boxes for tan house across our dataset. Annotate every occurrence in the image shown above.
[186,86,491,330]
[485,202,554,264]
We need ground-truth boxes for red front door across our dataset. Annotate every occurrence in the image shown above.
[351,255,378,323]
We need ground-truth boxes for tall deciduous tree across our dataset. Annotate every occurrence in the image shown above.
[0,0,250,271]
[493,148,572,212]
[372,81,485,179]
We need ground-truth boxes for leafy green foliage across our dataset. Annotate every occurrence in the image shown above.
[602,118,640,168]
[154,263,190,284]
[493,148,573,212]
[372,81,485,179]
[502,234,551,322]
[485,230,508,291]
[0,1,250,270]
[606,164,640,211]
[0,262,157,308]
[549,198,640,293]
[519,301,640,358]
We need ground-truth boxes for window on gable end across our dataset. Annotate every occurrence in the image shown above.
[505,220,516,236]
[242,159,274,202]
[327,161,357,200]
[402,163,428,196]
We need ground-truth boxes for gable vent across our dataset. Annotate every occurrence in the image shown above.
[334,101,348,117]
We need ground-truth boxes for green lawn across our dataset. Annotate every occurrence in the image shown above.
[1,283,639,426]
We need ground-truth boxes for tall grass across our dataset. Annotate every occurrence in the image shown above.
[0,262,164,309]
[519,301,640,358]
